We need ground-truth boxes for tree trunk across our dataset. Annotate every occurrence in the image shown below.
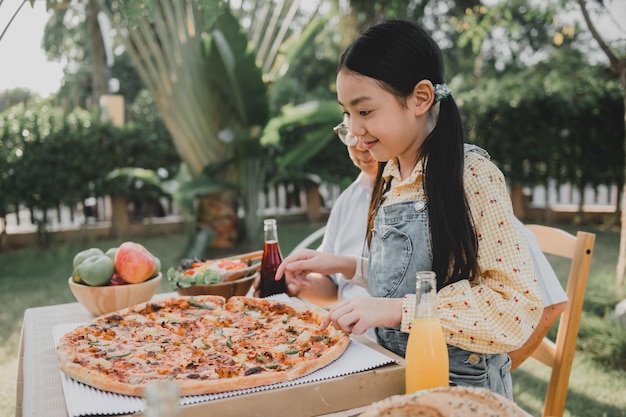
[618,183,626,296]
[510,184,526,220]
[575,0,626,296]
[197,191,239,250]
[0,217,6,252]
[613,60,626,297]
[88,0,108,103]
[305,185,323,222]
[110,195,129,240]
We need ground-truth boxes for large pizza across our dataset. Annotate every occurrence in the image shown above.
[56,295,350,396]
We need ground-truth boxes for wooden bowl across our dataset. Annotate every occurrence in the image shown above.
[68,273,162,316]
[220,263,260,282]
[177,272,258,299]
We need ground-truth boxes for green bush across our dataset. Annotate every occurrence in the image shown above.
[460,55,624,191]
[0,96,181,226]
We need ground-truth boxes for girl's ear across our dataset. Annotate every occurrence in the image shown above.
[411,80,435,116]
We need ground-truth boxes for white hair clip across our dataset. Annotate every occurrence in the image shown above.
[434,83,451,102]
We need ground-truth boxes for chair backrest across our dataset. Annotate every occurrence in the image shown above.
[525,224,595,417]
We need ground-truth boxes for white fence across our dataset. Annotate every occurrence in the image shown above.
[3,181,619,234]
[3,182,344,234]
[525,180,618,212]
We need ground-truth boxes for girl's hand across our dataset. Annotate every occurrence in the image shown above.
[320,297,403,335]
[275,249,357,288]
[252,270,301,298]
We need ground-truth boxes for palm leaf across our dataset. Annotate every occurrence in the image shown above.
[267,16,329,82]
[205,8,269,127]
[260,100,341,146]
[102,1,268,179]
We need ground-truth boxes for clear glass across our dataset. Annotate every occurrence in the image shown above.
[405,271,449,394]
[332,123,358,147]
[414,271,438,318]
[143,381,181,417]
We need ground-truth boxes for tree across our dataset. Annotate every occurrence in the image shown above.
[40,0,111,105]
[102,0,349,252]
[575,0,626,294]
[455,0,625,292]
[0,0,30,43]
[0,88,34,112]
[102,1,271,250]
[462,51,624,219]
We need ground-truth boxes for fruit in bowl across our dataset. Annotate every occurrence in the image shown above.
[167,251,261,299]
[69,241,162,315]
[114,241,157,284]
[68,274,162,316]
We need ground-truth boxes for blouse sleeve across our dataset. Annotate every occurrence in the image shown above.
[400,152,543,354]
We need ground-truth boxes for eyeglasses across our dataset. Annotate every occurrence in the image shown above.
[333,123,359,147]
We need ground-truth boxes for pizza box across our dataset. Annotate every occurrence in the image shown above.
[135,336,405,417]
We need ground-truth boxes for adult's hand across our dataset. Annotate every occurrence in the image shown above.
[319,297,403,335]
[275,249,357,288]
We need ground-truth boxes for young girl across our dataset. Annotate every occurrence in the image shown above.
[275,20,542,400]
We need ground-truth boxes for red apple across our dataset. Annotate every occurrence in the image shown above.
[109,272,129,286]
[114,242,156,284]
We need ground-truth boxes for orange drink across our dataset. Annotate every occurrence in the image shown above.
[405,271,449,394]
[405,317,449,393]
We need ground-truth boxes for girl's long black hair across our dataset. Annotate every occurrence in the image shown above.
[338,19,479,288]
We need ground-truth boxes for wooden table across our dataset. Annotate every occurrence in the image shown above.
[16,294,405,417]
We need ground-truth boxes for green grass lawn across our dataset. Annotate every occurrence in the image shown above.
[0,221,624,417]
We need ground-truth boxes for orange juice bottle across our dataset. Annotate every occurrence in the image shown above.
[405,271,449,394]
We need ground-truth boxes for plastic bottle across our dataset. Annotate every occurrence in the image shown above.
[259,218,288,297]
[405,271,449,394]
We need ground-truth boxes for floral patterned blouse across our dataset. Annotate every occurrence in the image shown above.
[383,150,543,353]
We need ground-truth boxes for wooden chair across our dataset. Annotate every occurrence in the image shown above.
[524,224,595,417]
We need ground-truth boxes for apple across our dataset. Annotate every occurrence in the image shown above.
[151,256,161,278]
[78,255,115,286]
[73,247,104,269]
[71,267,83,284]
[109,272,129,286]
[105,247,118,261]
[114,241,156,284]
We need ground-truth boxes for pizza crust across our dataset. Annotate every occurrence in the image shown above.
[358,386,529,417]
[56,295,349,397]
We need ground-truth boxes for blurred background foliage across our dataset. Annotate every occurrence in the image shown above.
[0,0,624,249]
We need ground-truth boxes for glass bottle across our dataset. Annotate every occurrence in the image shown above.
[259,218,288,297]
[143,381,181,417]
[405,271,449,394]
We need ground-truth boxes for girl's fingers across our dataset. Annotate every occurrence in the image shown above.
[275,250,316,280]
[320,314,331,331]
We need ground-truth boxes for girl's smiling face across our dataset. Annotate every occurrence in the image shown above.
[336,69,430,176]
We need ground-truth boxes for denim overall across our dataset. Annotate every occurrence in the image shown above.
[368,169,513,399]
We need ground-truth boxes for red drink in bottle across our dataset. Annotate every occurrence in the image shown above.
[260,219,287,297]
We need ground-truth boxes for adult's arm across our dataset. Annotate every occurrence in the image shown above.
[298,273,339,307]
[508,301,567,370]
